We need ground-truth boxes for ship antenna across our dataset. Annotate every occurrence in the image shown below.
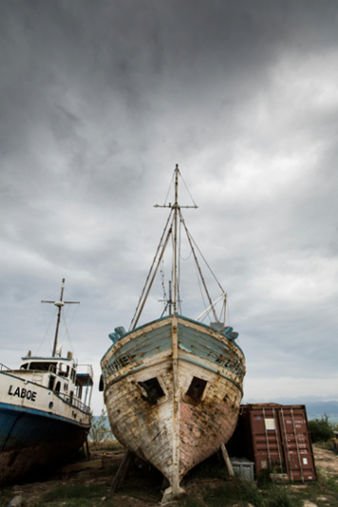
[41,278,80,356]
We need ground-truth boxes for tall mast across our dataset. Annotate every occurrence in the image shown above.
[172,164,179,314]
[41,278,80,356]
[129,164,197,329]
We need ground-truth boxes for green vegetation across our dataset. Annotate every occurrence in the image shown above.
[33,478,309,507]
[202,479,262,506]
[263,486,302,507]
[316,469,338,496]
[3,441,338,507]
[308,415,335,443]
[89,409,113,443]
[179,496,205,507]
[200,481,305,507]
[38,500,95,507]
[283,473,338,507]
[3,473,338,507]
[40,483,109,502]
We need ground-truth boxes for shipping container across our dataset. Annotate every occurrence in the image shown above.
[228,403,316,482]
[231,458,255,481]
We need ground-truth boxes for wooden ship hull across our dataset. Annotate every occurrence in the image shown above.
[101,314,245,498]
[101,165,246,501]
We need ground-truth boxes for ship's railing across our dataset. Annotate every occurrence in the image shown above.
[0,363,91,414]
[57,392,91,414]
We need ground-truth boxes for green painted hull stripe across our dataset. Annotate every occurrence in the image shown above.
[106,355,243,394]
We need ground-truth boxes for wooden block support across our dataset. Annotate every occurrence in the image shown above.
[111,451,134,493]
[84,437,90,459]
[220,443,234,478]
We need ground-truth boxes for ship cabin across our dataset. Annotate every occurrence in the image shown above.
[15,351,93,412]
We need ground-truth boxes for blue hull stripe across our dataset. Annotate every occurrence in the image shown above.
[0,402,89,429]
[0,403,88,451]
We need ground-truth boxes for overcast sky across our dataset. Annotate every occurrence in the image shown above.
[1,0,338,414]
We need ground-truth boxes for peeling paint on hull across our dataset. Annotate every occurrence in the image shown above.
[0,279,93,486]
[0,404,89,485]
[0,366,92,486]
[101,315,245,499]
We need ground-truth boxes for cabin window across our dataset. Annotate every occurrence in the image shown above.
[186,377,207,402]
[138,378,165,405]
[59,364,69,377]
[55,381,61,394]
[77,385,83,400]
[20,363,28,370]
[99,375,104,392]
[30,362,57,372]
[48,375,55,390]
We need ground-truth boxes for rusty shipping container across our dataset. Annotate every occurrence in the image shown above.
[228,403,316,482]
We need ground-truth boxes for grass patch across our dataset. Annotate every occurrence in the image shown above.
[202,480,306,507]
[40,483,108,502]
[178,496,205,507]
[89,439,121,452]
[203,479,264,506]
[37,500,95,507]
[0,492,13,507]
[262,486,302,507]
[315,470,338,501]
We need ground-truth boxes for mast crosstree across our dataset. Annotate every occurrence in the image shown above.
[129,164,226,331]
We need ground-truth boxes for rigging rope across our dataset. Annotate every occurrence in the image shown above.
[35,313,54,355]
[61,307,76,356]
[160,261,168,302]
[179,209,219,322]
[180,171,198,208]
[177,214,182,314]
[128,166,226,327]
[196,274,208,322]
[185,229,225,294]
[129,209,174,330]
[163,171,175,206]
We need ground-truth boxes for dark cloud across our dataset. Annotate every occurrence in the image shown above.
[1,0,338,411]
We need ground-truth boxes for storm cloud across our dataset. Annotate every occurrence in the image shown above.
[1,0,338,412]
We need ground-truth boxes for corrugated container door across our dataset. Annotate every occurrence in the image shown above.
[249,406,285,476]
[229,404,317,482]
[278,406,316,481]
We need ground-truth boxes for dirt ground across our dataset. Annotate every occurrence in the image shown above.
[313,446,338,478]
[1,444,337,507]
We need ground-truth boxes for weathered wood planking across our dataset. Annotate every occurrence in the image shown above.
[101,315,245,500]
